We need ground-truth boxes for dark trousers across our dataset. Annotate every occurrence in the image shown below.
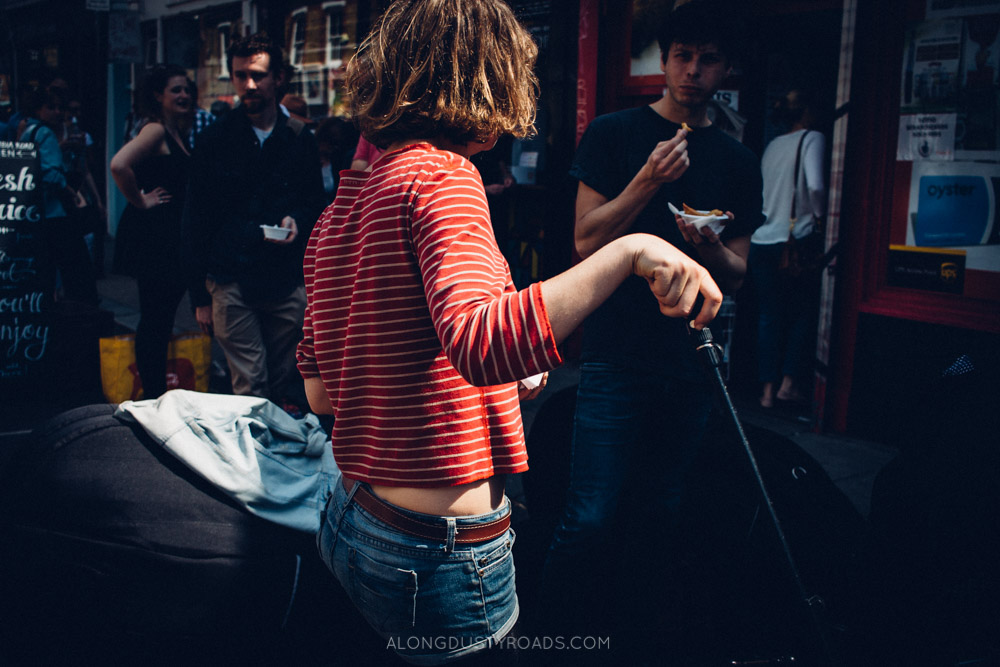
[749,242,821,384]
[135,274,187,398]
[541,363,713,651]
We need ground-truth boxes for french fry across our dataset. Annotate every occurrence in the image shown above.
[682,203,723,217]
[681,122,692,132]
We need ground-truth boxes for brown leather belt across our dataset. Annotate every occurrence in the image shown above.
[343,478,511,545]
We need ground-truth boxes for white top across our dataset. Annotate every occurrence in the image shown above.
[252,125,273,145]
[752,129,827,245]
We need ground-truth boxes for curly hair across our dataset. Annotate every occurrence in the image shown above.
[346,0,539,148]
[138,64,191,121]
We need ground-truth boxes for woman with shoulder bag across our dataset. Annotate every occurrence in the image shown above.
[110,64,195,398]
[749,88,828,409]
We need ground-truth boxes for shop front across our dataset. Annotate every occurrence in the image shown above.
[577,0,998,443]
[831,0,999,445]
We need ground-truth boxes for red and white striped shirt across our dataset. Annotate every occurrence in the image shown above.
[297,143,561,487]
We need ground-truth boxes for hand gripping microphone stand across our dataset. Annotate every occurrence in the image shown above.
[690,324,838,667]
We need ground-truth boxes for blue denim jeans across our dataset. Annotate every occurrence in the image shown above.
[317,480,518,665]
[542,362,713,634]
[749,242,821,384]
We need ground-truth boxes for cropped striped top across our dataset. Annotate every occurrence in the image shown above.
[297,143,561,487]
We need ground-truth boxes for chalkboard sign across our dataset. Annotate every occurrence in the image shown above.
[0,139,54,393]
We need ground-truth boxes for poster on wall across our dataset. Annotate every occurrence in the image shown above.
[108,10,142,63]
[956,10,1000,158]
[898,10,1000,161]
[905,159,1000,270]
[0,140,53,390]
[898,18,961,160]
[897,113,957,160]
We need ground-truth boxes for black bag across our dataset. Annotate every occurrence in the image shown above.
[779,221,826,278]
[779,131,827,278]
[0,404,387,664]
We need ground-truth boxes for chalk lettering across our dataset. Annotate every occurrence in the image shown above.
[0,291,44,314]
[0,166,36,192]
[0,251,38,284]
[0,197,41,222]
[1,315,50,361]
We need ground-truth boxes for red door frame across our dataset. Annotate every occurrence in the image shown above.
[828,0,1000,431]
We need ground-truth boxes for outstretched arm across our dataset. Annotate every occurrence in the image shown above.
[415,159,721,387]
[542,233,722,344]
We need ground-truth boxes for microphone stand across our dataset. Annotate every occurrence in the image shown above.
[690,324,838,667]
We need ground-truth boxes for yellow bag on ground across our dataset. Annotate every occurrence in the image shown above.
[99,332,212,403]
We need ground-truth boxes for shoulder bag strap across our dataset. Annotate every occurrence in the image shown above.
[21,122,39,144]
[286,116,305,137]
[789,130,808,234]
[22,123,57,175]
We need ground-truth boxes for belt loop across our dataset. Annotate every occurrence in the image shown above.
[346,483,360,501]
[333,479,361,530]
[445,517,457,553]
[343,478,361,510]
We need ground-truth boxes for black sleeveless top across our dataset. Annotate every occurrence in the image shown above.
[113,128,191,280]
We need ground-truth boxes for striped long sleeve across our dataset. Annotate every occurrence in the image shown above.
[297,143,561,487]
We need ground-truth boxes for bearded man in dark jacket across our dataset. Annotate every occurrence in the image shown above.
[182,32,325,409]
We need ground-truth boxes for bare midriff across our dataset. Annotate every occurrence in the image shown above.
[366,475,507,517]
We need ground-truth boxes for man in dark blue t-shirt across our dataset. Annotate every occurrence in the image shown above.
[543,0,763,653]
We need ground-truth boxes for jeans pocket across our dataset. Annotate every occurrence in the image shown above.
[348,546,418,634]
[476,529,515,577]
[474,529,518,627]
[316,506,329,561]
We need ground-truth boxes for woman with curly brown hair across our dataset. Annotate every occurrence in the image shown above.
[298,1,722,662]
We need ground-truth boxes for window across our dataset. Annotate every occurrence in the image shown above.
[324,1,347,67]
[290,9,307,66]
[218,23,231,79]
[144,39,158,69]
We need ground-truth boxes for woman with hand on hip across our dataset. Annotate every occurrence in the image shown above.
[111,64,195,398]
